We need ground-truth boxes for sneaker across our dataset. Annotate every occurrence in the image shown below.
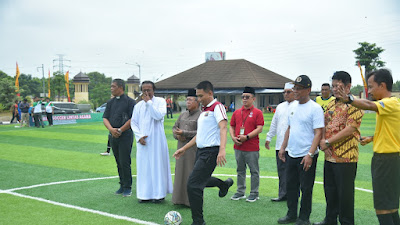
[246,194,259,202]
[115,187,123,195]
[100,152,110,156]
[219,178,234,198]
[231,193,246,200]
[122,189,132,197]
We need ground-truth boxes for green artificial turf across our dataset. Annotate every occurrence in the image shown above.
[0,112,379,224]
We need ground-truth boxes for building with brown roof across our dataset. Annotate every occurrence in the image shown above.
[155,59,293,111]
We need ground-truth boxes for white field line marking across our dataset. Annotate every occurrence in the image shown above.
[1,173,373,224]
[3,191,159,225]
[4,173,373,194]
[6,176,119,192]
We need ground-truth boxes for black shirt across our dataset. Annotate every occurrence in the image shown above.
[103,94,136,129]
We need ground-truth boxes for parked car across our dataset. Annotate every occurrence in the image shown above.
[96,103,107,113]
[52,102,81,114]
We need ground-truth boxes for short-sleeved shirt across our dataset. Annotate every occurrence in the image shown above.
[316,96,336,113]
[324,99,364,163]
[103,94,136,131]
[196,99,227,148]
[373,97,400,154]
[230,105,264,151]
[45,102,54,113]
[33,101,43,113]
[20,102,30,113]
[287,99,325,158]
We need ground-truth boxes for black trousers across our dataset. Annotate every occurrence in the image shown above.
[276,151,288,198]
[10,112,19,123]
[46,113,53,126]
[286,153,318,221]
[167,107,173,118]
[106,134,111,153]
[33,113,44,127]
[324,161,357,225]
[187,146,225,225]
[110,130,133,189]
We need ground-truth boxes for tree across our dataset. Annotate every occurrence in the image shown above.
[0,70,11,80]
[393,80,400,92]
[0,78,17,110]
[87,72,112,108]
[350,84,365,96]
[353,42,385,75]
[51,71,67,101]
[18,74,42,97]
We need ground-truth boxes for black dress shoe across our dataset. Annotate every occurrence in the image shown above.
[138,199,151,203]
[295,219,310,225]
[271,196,287,202]
[278,215,297,224]
[219,178,234,197]
[152,198,165,204]
[312,219,337,225]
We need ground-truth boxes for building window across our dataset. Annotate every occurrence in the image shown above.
[279,94,284,103]
[219,95,226,105]
[269,95,274,105]
[230,95,235,105]
[259,95,266,108]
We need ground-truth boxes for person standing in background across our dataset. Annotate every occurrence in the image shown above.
[172,88,201,207]
[45,98,54,126]
[229,86,264,202]
[315,83,335,113]
[265,82,297,202]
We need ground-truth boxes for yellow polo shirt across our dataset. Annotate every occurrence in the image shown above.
[373,97,400,153]
[316,96,336,113]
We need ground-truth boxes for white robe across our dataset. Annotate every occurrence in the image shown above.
[131,96,173,199]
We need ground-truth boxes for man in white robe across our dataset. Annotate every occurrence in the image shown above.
[131,81,173,203]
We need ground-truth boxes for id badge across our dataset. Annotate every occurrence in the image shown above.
[239,126,245,135]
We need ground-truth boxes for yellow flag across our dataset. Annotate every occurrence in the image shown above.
[65,71,71,102]
[15,62,20,92]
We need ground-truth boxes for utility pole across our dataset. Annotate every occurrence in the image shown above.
[126,62,142,84]
[37,64,45,97]
[53,54,71,74]
[136,63,141,84]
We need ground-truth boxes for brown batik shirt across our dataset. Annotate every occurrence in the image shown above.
[324,99,364,163]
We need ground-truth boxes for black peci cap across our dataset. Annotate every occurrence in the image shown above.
[243,86,255,95]
[187,88,196,97]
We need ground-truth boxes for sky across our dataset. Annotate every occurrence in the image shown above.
[1,0,399,91]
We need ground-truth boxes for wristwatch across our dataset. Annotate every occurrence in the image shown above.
[307,152,314,158]
[117,128,122,133]
[246,135,250,140]
[325,139,330,147]
[346,94,354,104]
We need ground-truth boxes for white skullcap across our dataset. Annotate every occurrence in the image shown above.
[284,82,294,90]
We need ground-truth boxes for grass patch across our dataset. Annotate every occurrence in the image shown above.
[0,112,379,224]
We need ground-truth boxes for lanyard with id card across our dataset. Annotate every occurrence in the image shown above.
[240,108,253,135]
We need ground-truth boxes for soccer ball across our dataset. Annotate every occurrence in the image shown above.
[164,211,182,225]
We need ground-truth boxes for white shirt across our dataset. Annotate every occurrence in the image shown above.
[196,99,227,148]
[266,100,298,150]
[45,102,53,113]
[287,99,324,158]
[33,101,42,113]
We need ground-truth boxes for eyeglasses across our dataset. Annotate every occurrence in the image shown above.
[242,95,252,99]
[283,91,293,94]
